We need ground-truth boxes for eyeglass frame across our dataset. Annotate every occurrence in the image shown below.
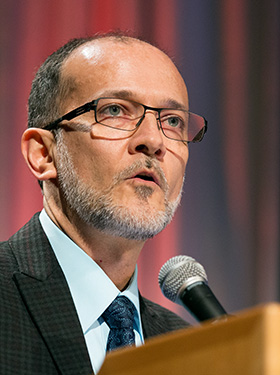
[42,97,208,143]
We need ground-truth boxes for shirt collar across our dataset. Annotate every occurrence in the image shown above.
[39,209,141,334]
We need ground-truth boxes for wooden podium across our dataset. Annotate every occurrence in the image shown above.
[99,303,280,375]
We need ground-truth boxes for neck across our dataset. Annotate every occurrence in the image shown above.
[43,197,145,291]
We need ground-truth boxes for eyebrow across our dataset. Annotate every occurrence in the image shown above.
[163,98,188,110]
[98,90,188,110]
[99,89,135,100]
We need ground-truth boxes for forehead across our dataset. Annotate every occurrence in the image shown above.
[61,38,188,109]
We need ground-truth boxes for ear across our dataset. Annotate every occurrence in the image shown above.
[21,128,58,182]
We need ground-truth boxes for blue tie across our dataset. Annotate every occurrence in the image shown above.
[102,296,136,352]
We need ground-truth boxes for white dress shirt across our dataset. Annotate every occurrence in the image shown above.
[39,209,144,374]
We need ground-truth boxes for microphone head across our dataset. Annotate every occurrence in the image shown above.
[158,255,207,303]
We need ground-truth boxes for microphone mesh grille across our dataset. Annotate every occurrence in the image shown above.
[158,255,207,302]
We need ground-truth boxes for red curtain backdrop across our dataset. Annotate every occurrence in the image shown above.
[0,0,279,320]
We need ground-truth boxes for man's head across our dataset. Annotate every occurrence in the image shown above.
[22,33,203,241]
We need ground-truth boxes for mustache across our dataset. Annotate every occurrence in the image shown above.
[113,158,169,193]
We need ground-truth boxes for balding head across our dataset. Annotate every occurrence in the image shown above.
[28,33,185,130]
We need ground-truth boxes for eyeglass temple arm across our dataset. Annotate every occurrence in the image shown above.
[191,119,208,143]
[43,102,96,131]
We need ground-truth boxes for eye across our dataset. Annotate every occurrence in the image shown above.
[166,116,181,127]
[162,115,184,129]
[103,104,123,117]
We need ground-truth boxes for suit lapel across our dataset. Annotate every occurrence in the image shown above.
[10,213,93,375]
[140,294,162,339]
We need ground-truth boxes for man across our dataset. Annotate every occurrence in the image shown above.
[0,34,207,374]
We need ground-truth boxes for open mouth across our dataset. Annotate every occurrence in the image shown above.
[135,174,155,182]
[129,171,160,187]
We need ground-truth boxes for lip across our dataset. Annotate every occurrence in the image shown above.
[127,169,161,188]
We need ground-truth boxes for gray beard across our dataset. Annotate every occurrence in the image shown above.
[55,133,183,241]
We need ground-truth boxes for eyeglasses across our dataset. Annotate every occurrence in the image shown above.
[43,97,207,143]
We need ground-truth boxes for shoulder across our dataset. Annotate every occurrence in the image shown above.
[0,238,17,276]
[140,295,190,339]
[0,212,44,275]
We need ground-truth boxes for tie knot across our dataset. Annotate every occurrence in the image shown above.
[102,296,136,330]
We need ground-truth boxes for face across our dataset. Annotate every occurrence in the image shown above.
[55,38,189,240]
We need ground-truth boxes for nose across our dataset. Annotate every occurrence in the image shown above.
[127,112,166,160]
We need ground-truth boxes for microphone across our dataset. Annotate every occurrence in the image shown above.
[158,255,227,322]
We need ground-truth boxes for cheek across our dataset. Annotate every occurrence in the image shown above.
[169,168,185,199]
[63,135,108,183]
[74,138,127,186]
[167,149,188,198]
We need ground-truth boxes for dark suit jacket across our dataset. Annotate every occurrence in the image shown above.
[0,213,189,374]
